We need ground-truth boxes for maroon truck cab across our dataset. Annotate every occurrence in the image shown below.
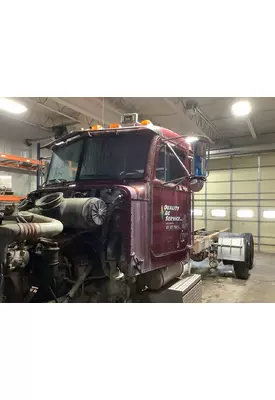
[27,120,194,291]
[0,114,211,303]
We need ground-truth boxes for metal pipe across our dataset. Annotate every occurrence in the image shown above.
[163,98,215,143]
[36,143,41,190]
[191,192,194,245]
[257,154,261,252]
[0,212,63,240]
[0,112,51,132]
[0,213,63,301]
[51,98,112,126]
[25,134,54,146]
[229,156,233,232]
[203,178,275,183]
[26,98,81,123]
[211,143,275,158]
[195,106,220,138]
[246,121,258,141]
[165,141,190,177]
[204,177,208,230]
[194,199,275,202]
[246,117,257,140]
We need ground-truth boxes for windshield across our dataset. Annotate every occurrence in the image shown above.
[47,139,82,183]
[79,133,153,180]
[46,132,153,184]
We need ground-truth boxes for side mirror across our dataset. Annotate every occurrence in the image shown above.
[193,140,208,178]
[189,178,205,192]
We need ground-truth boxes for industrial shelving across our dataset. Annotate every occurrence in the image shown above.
[0,151,46,203]
[0,195,25,202]
[0,153,44,172]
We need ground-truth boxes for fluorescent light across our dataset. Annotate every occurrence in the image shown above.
[0,98,27,114]
[185,136,199,144]
[237,209,253,218]
[231,100,251,117]
[193,208,203,216]
[263,210,275,219]
[211,209,226,217]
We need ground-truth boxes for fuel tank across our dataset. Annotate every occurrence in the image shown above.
[139,263,185,291]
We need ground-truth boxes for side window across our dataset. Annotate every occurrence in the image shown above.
[156,145,186,182]
[156,146,167,181]
[167,150,185,181]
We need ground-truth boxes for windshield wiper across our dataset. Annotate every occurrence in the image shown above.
[120,172,143,179]
[47,178,67,184]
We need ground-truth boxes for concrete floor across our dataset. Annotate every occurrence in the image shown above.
[201,252,275,303]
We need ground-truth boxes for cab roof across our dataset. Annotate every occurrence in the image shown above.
[42,115,190,153]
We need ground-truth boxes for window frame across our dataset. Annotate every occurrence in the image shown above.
[155,142,187,183]
[46,136,84,184]
[78,133,152,181]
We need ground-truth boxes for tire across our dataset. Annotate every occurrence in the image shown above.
[243,233,254,270]
[220,232,254,272]
[234,261,249,280]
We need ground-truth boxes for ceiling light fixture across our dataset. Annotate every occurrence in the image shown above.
[231,100,251,117]
[0,98,27,114]
[185,136,199,144]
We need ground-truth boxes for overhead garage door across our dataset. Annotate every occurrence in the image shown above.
[194,152,275,253]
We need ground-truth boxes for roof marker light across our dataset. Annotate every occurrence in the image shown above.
[91,125,103,130]
[109,123,121,129]
[141,120,152,126]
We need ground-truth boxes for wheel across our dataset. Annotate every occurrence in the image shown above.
[220,232,254,274]
[243,233,254,270]
[234,261,249,280]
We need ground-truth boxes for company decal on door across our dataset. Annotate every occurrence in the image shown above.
[161,205,183,230]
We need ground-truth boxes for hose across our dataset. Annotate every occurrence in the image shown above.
[62,265,93,303]
[48,285,59,303]
[0,212,63,265]
[0,263,4,303]
[0,212,63,240]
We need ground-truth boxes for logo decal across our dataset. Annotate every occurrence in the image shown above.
[161,205,182,222]
[160,205,165,220]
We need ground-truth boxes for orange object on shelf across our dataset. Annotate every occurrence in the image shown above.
[0,195,25,202]
[0,153,46,172]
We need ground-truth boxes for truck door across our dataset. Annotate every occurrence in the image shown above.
[151,142,190,261]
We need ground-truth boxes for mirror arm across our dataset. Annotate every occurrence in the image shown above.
[165,141,191,178]
[163,177,185,186]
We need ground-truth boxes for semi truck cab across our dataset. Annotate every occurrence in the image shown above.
[0,114,207,302]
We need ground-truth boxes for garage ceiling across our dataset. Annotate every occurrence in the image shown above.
[1,97,275,151]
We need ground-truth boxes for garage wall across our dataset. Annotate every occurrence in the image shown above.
[194,152,275,253]
[0,116,51,196]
